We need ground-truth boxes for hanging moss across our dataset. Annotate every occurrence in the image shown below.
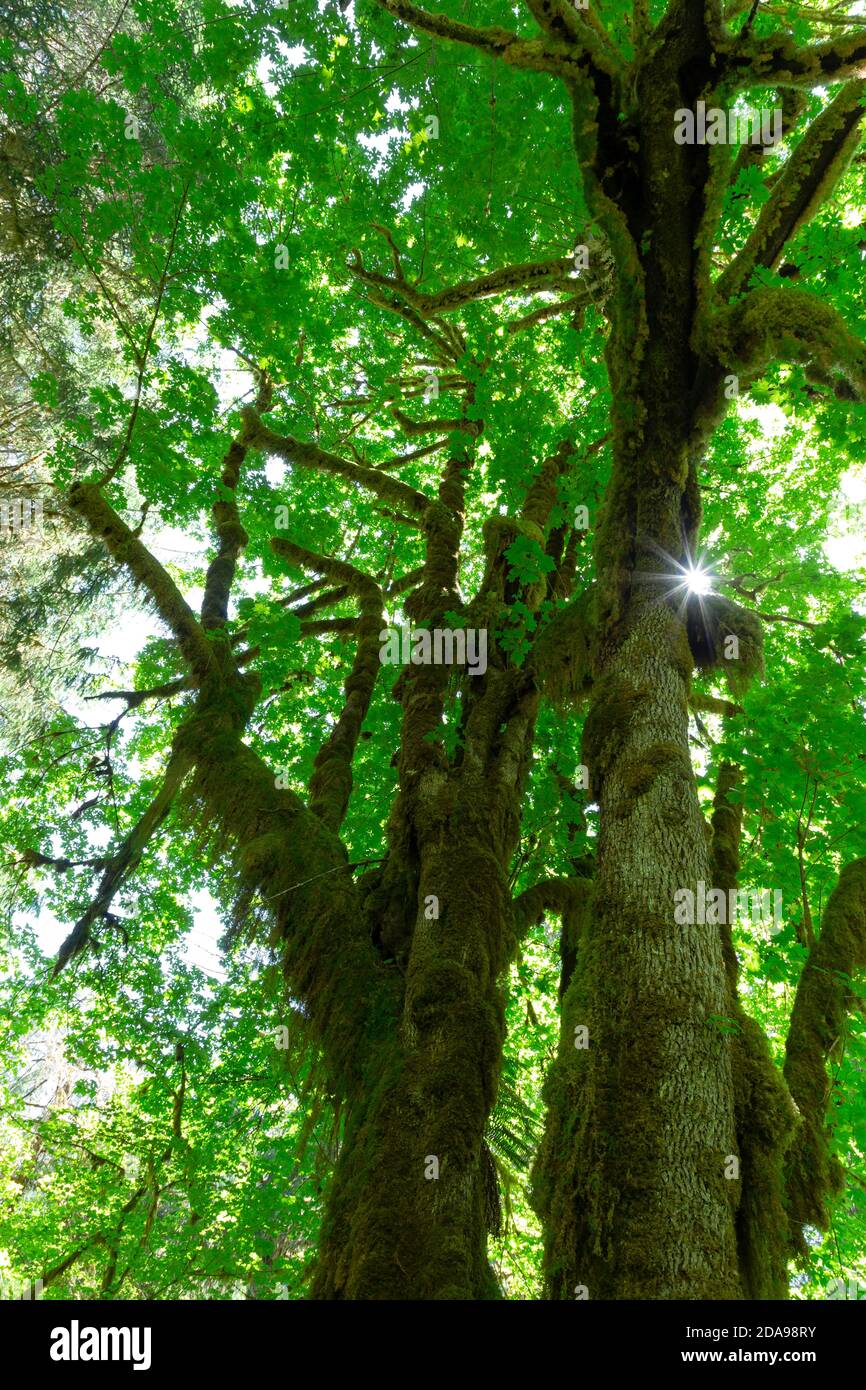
[687,594,764,694]
[530,588,595,708]
[710,760,744,989]
[309,807,517,1299]
[532,912,741,1299]
[732,1018,798,1299]
[706,759,797,1297]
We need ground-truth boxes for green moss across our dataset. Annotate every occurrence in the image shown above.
[688,594,764,694]
[238,831,284,881]
[619,741,687,801]
[784,858,866,1253]
[532,870,742,1298]
[482,514,544,562]
[531,590,595,708]
[731,1017,797,1299]
[666,618,696,684]
[705,759,798,1296]
[582,672,648,794]
[712,285,866,403]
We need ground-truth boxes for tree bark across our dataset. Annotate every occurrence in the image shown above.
[535,597,742,1298]
[310,811,512,1299]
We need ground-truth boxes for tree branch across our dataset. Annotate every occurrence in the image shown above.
[351,246,576,317]
[240,409,431,515]
[784,858,866,1250]
[53,749,193,974]
[716,81,865,302]
[391,406,481,438]
[271,539,384,831]
[722,23,866,86]
[201,371,273,632]
[84,646,260,712]
[513,874,591,937]
[68,484,216,680]
[690,692,745,717]
[19,849,108,873]
[704,284,866,399]
[507,294,583,334]
[372,0,620,79]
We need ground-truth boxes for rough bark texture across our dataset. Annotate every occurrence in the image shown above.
[531,0,807,1301]
[535,601,741,1298]
[310,801,514,1299]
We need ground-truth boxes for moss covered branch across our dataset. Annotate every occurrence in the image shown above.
[372,0,620,80]
[704,285,866,401]
[716,82,865,303]
[240,409,431,516]
[68,483,216,680]
[391,407,481,438]
[271,538,384,831]
[784,858,866,1251]
[690,692,744,718]
[53,749,193,974]
[351,250,577,317]
[201,374,272,633]
[513,874,592,942]
[722,24,866,87]
[529,587,595,708]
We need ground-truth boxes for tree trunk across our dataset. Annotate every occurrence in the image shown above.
[535,598,742,1299]
[311,801,514,1299]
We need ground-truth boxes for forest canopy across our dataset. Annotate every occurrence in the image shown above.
[1,0,865,1302]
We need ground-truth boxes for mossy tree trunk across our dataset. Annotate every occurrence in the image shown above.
[308,450,549,1298]
[531,1,746,1292]
[311,808,515,1299]
[534,599,742,1299]
[65,339,571,1301]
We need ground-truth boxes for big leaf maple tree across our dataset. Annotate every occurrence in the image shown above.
[1,0,866,1302]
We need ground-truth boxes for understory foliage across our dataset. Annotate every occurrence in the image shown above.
[0,0,865,1299]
